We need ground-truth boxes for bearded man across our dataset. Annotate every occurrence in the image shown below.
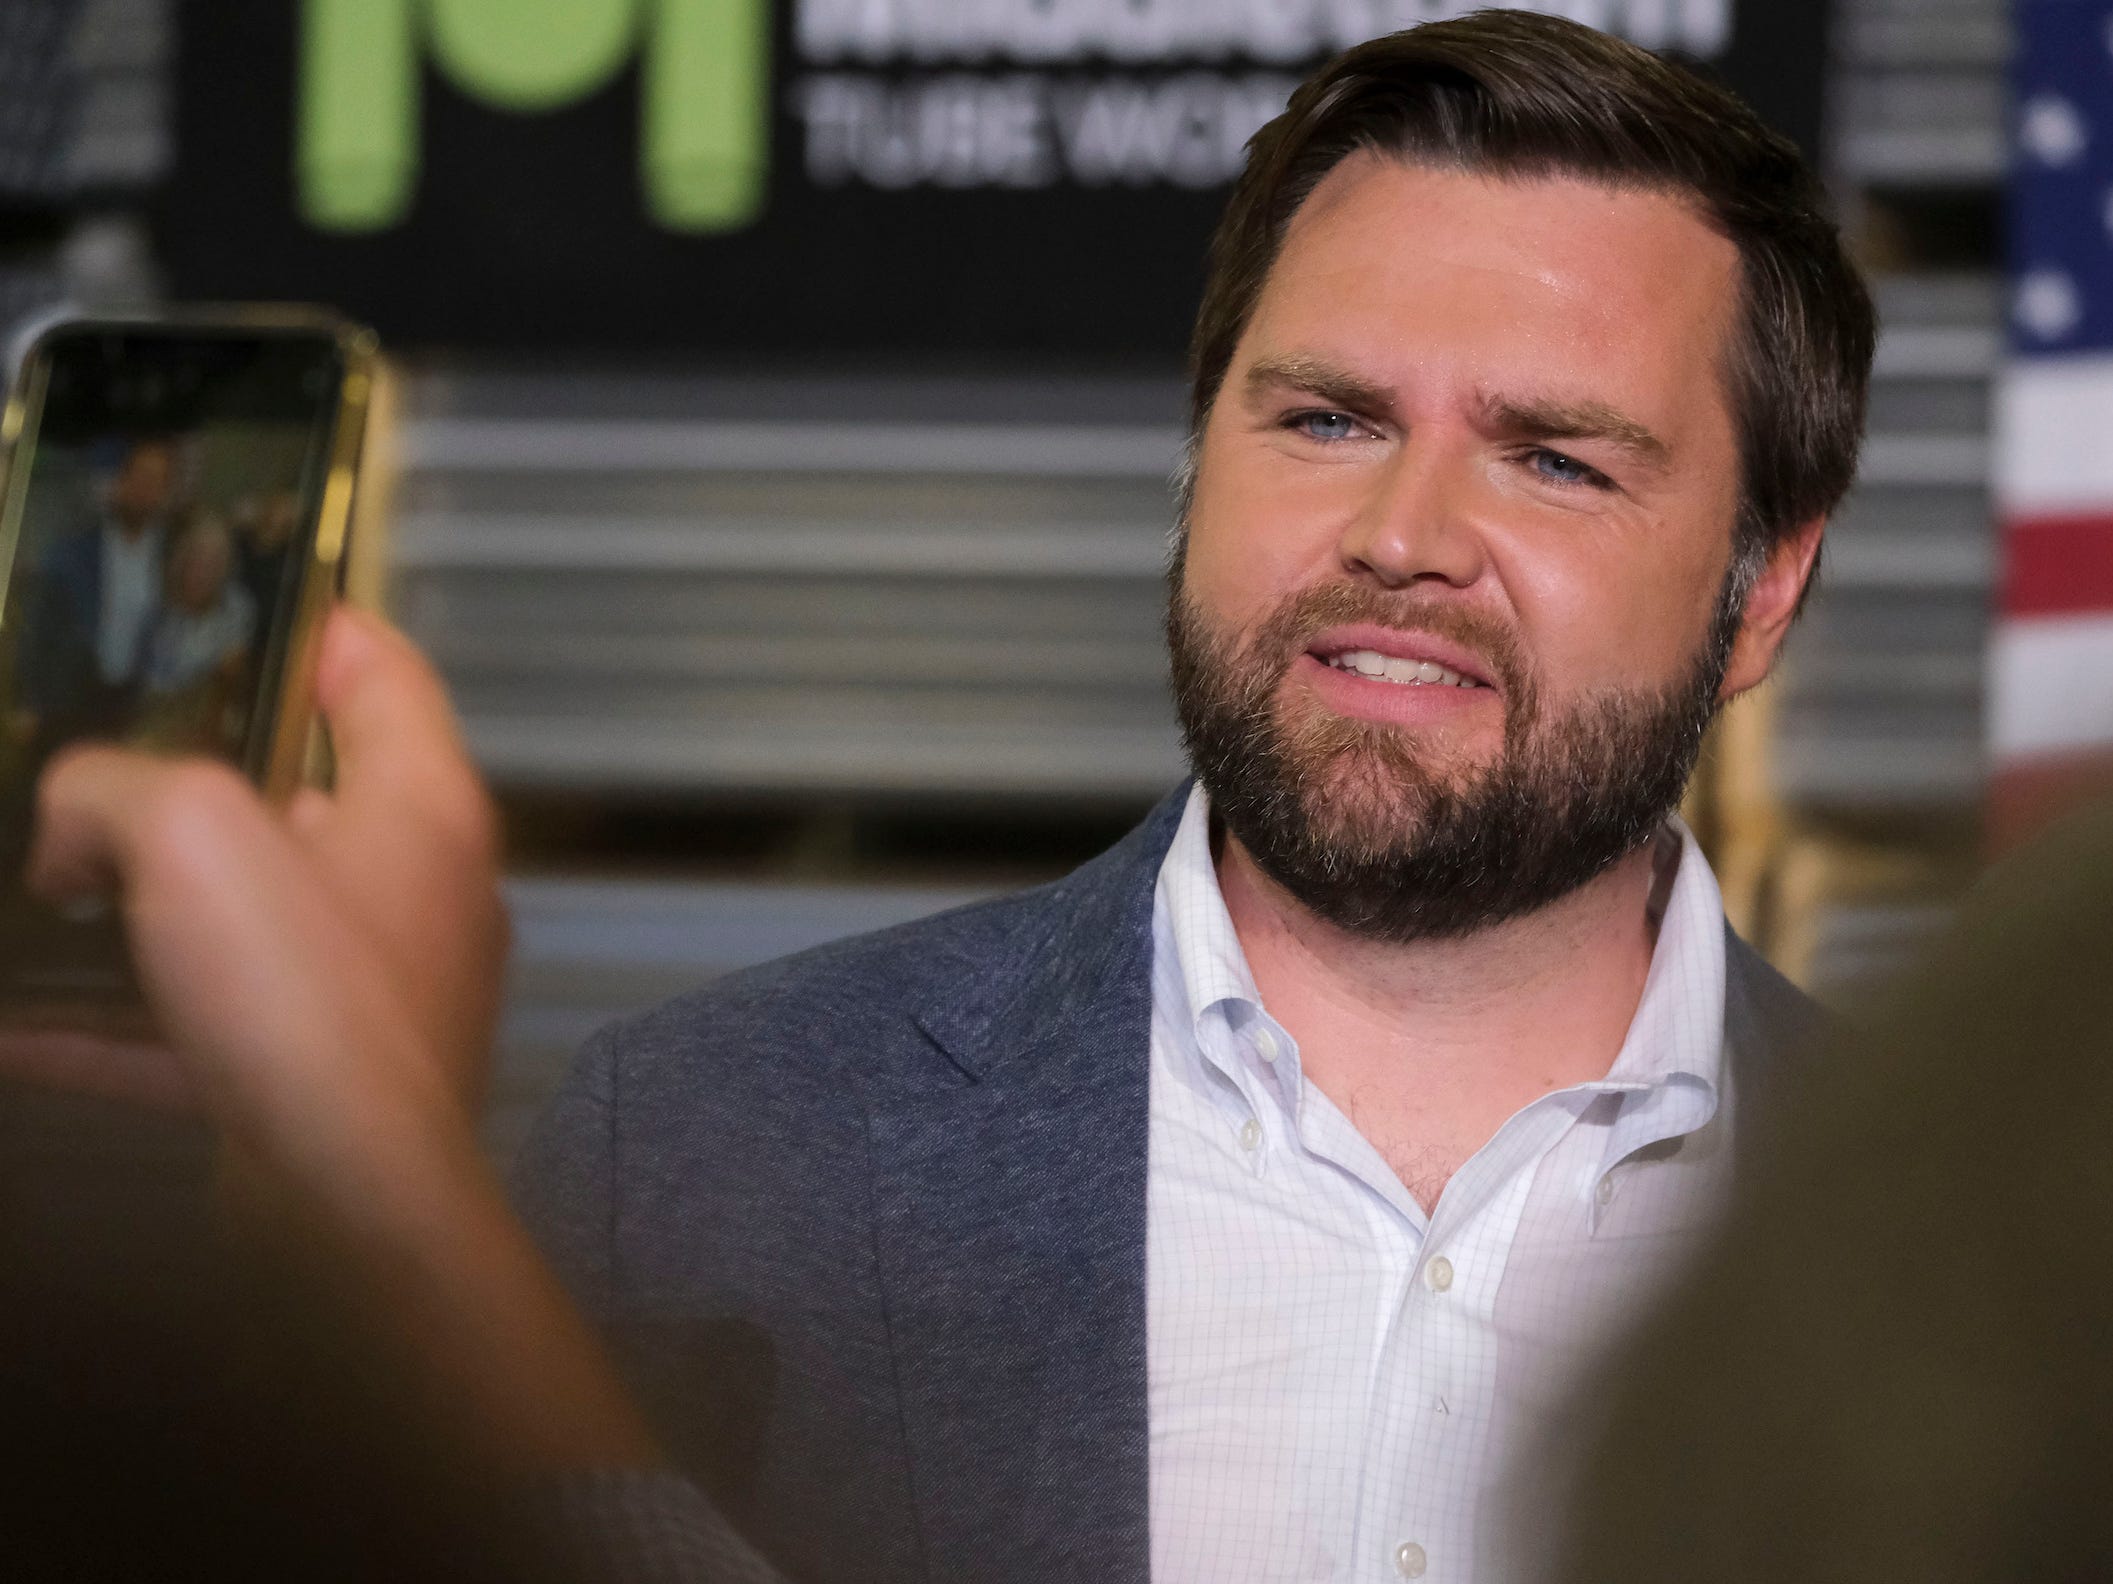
[500,12,1867,1578]
[7,11,1872,1584]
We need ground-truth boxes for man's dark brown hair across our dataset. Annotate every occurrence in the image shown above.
[1188,9,1876,568]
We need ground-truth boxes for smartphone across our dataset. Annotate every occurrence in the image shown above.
[0,310,376,1018]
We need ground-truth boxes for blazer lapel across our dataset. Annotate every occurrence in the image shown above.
[862,792,1186,1584]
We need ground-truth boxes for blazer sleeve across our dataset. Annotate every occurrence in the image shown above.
[512,1020,624,1322]
[512,1031,793,1584]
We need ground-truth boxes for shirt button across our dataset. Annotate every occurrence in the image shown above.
[1394,1541,1428,1579]
[1596,1176,1616,1207]
[1254,1026,1281,1063]
[1426,1256,1454,1293]
[1239,1119,1262,1151]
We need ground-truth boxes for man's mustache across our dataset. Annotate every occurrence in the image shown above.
[1248,582,1530,702]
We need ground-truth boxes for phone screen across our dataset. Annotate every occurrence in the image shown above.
[0,323,354,1007]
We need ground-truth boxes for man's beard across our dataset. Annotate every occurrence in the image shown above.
[1165,567,1751,944]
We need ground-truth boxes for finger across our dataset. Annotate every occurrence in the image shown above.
[27,747,426,1133]
[312,607,488,844]
[26,746,231,904]
[29,746,305,984]
[18,749,295,1119]
[16,729,477,1194]
[291,612,506,1099]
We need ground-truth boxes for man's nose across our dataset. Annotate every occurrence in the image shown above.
[1334,441,1489,590]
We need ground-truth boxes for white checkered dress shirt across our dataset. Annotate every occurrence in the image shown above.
[1147,785,1736,1584]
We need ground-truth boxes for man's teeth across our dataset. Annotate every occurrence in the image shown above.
[1326,649,1482,688]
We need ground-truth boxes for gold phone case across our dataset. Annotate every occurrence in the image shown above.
[250,314,377,803]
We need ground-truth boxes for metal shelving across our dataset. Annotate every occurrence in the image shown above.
[1836,0,2008,185]
[1777,275,2000,817]
[390,372,1192,800]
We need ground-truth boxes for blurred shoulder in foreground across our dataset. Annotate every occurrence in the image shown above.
[1558,799,2113,1584]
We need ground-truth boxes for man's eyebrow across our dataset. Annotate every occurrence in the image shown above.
[1479,393,1673,468]
[1242,355,1396,420]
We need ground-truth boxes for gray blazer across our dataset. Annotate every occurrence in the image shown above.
[515,787,1824,1584]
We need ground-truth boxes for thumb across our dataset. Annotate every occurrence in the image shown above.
[311,606,490,849]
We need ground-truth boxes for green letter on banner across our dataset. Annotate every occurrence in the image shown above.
[297,0,770,235]
[646,0,773,233]
[298,0,419,231]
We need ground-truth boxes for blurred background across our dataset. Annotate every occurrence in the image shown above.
[0,0,2082,1164]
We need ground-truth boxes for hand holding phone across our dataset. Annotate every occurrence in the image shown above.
[10,606,506,1137]
[0,315,671,1486]
[0,609,662,1481]
[0,312,373,1015]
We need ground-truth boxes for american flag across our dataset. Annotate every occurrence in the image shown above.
[1992,0,2113,832]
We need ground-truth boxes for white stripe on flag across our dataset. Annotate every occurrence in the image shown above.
[1997,354,2113,514]
[1990,614,2113,758]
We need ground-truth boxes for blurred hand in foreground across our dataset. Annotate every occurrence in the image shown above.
[2,606,506,1153]
[0,606,656,1473]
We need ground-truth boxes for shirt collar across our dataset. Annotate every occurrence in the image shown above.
[1158,782,1259,1029]
[1151,784,1296,1112]
[1587,817,1730,1205]
[1598,819,1728,1092]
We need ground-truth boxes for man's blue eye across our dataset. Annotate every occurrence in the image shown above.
[1295,412,1359,442]
[1530,448,1600,486]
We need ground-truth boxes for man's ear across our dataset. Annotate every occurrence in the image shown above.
[1718,515,1825,701]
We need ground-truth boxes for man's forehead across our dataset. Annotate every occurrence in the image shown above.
[1240,156,1742,408]
[1289,147,1712,238]
[1269,153,1734,306]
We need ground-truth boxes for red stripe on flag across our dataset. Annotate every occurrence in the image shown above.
[2003,514,2113,618]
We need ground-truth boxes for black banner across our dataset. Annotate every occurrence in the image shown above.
[162,1,1830,360]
